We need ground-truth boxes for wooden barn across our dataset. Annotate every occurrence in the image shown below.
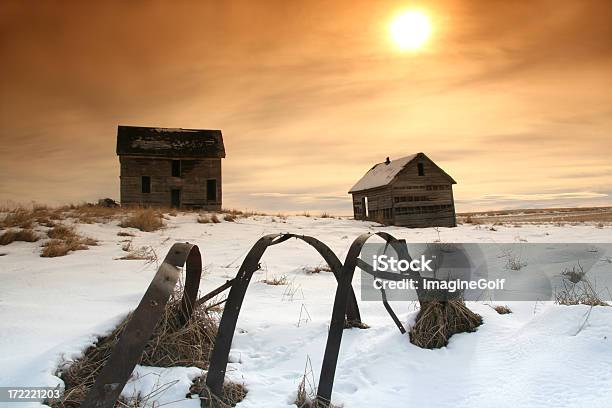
[349,153,457,228]
[116,125,225,209]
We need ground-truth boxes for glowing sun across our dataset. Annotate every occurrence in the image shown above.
[389,10,432,51]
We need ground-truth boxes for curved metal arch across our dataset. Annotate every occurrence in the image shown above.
[316,231,414,404]
[205,233,363,396]
[81,243,203,408]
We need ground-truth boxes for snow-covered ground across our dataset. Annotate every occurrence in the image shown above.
[0,215,611,407]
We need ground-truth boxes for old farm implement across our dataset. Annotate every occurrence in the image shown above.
[81,232,420,408]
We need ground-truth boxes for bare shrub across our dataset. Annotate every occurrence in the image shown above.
[319,212,331,218]
[409,299,482,349]
[301,212,311,218]
[119,209,164,232]
[0,229,39,245]
[51,292,221,408]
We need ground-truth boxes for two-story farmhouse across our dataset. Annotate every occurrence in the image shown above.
[349,153,456,227]
[116,125,225,209]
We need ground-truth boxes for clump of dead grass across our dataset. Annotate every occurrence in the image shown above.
[303,265,332,274]
[0,229,40,245]
[198,214,221,224]
[190,375,247,408]
[492,305,512,315]
[41,224,98,257]
[66,204,123,224]
[117,230,135,237]
[51,292,222,408]
[261,275,289,285]
[223,214,236,222]
[409,299,483,349]
[118,245,157,262]
[294,356,337,408]
[555,264,609,307]
[0,208,36,229]
[119,209,164,232]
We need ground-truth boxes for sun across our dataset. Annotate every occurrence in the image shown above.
[389,10,432,51]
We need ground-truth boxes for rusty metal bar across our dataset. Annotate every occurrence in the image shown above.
[204,233,363,396]
[81,243,203,408]
[316,232,413,404]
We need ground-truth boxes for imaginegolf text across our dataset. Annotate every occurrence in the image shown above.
[373,278,507,292]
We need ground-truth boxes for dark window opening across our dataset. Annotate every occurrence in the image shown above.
[172,160,181,177]
[417,162,425,176]
[141,176,151,194]
[207,179,217,201]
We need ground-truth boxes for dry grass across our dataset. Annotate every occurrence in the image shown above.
[66,204,123,224]
[118,245,157,261]
[222,214,236,222]
[51,293,222,408]
[261,275,289,285]
[492,305,512,315]
[409,300,483,349]
[119,209,164,232]
[458,206,612,225]
[190,375,247,408]
[41,224,98,257]
[0,229,39,245]
[0,208,36,229]
[319,212,332,219]
[303,265,332,274]
[197,214,221,224]
[117,231,135,237]
[555,264,609,307]
[294,357,337,408]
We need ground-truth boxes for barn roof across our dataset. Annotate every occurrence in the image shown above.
[348,153,456,193]
[116,125,225,158]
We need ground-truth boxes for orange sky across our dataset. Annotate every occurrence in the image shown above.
[1,0,611,213]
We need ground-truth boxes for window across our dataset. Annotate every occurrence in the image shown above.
[207,179,217,201]
[417,162,425,176]
[141,176,151,194]
[172,160,181,177]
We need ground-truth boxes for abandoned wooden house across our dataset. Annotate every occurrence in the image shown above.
[116,125,225,209]
[349,153,457,228]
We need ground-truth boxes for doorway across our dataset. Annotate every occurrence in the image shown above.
[171,189,181,208]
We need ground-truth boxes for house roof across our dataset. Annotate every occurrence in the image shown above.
[116,125,225,158]
[348,153,456,193]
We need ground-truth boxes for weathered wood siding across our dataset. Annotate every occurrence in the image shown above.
[351,156,456,228]
[119,156,222,209]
